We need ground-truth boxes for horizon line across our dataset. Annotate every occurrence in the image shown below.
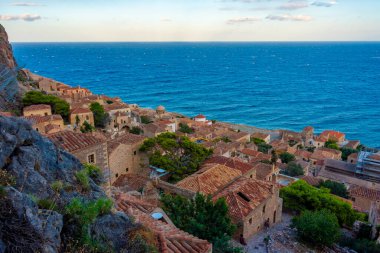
[11,40,380,43]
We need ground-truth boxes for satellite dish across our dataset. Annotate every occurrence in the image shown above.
[151,212,163,220]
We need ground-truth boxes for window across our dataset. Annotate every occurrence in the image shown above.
[115,173,119,178]
[87,154,95,164]
[250,175,253,178]
[249,218,252,224]
[36,128,39,132]
[86,116,89,120]
[134,151,137,155]
[263,205,266,213]
[126,168,129,172]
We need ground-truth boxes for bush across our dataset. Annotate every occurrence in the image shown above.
[22,91,70,120]
[83,163,103,183]
[140,115,152,124]
[340,237,380,253]
[325,139,340,150]
[280,180,365,226]
[292,209,341,247]
[178,123,194,134]
[284,162,304,177]
[279,152,296,164]
[0,170,15,186]
[341,147,358,161]
[318,180,348,199]
[90,102,108,128]
[37,198,58,211]
[80,121,95,133]
[51,180,64,193]
[257,143,272,154]
[129,126,143,135]
[75,170,90,191]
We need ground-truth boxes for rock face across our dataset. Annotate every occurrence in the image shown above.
[0,24,20,111]
[0,24,16,69]
[0,117,134,252]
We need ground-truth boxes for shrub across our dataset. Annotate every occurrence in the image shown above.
[0,170,15,186]
[178,123,194,134]
[283,162,304,177]
[22,91,70,120]
[140,115,152,124]
[37,198,58,211]
[80,121,95,133]
[90,102,108,128]
[325,139,340,150]
[129,126,143,135]
[318,180,348,199]
[75,170,90,191]
[292,209,341,247]
[340,237,380,253]
[257,143,272,154]
[83,164,103,182]
[279,152,296,164]
[280,180,365,226]
[51,180,64,193]
[341,147,358,161]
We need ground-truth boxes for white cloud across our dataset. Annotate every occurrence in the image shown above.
[227,17,261,24]
[161,18,172,22]
[311,1,337,7]
[10,2,45,6]
[0,14,41,21]
[279,1,309,10]
[266,14,312,21]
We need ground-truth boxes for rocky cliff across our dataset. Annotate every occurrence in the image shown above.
[0,116,146,253]
[0,25,16,69]
[0,24,20,111]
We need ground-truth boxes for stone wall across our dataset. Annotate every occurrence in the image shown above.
[73,142,108,171]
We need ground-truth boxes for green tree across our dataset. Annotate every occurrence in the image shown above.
[80,121,95,133]
[252,137,265,145]
[279,152,295,164]
[89,102,108,128]
[270,150,278,164]
[257,143,272,154]
[340,147,358,161]
[325,139,340,150]
[284,162,304,177]
[318,180,348,199]
[280,180,365,226]
[161,193,240,253]
[140,115,152,124]
[178,123,194,134]
[22,91,70,120]
[292,209,341,247]
[129,126,143,135]
[140,133,212,182]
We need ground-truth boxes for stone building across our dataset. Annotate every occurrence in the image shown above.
[23,104,52,117]
[48,130,108,172]
[213,177,282,240]
[24,114,64,134]
[349,185,380,212]
[107,133,146,183]
[70,107,94,128]
[204,155,257,179]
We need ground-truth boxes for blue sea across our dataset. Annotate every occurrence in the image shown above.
[12,42,380,147]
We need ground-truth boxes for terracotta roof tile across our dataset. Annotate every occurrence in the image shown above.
[47,130,105,152]
[107,133,146,154]
[176,163,242,195]
[24,114,63,124]
[23,104,51,112]
[212,177,275,222]
[254,162,276,180]
[349,185,380,200]
[204,155,255,175]
[300,176,322,186]
[116,193,212,253]
[70,107,92,114]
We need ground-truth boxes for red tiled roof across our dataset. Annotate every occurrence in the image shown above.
[112,174,150,190]
[295,149,312,159]
[47,130,105,152]
[70,107,92,114]
[349,185,380,201]
[116,193,212,253]
[213,177,275,222]
[24,114,63,124]
[194,114,206,119]
[204,155,254,175]
[44,124,61,132]
[319,130,345,142]
[107,133,146,154]
[176,163,242,195]
[0,111,12,117]
[144,123,167,134]
[253,162,275,180]
[303,126,314,132]
[300,176,322,186]
[23,104,51,112]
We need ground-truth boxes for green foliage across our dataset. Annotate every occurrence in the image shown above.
[161,193,239,253]
[65,198,113,252]
[140,133,212,182]
[140,115,152,124]
[280,180,365,226]
[0,186,5,198]
[22,91,70,120]
[0,170,15,186]
[292,209,341,247]
[318,180,348,199]
[306,146,315,153]
[284,162,304,177]
[252,137,265,145]
[271,149,278,164]
[90,102,108,128]
[178,123,194,134]
[257,143,272,154]
[51,180,64,193]
[106,100,113,104]
[340,147,358,161]
[325,139,340,150]
[80,121,95,133]
[83,163,103,183]
[288,140,298,147]
[279,152,296,164]
[75,170,90,191]
[129,126,143,135]
[340,237,380,253]
[37,198,58,211]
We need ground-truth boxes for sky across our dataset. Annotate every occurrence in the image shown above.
[1,0,380,42]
